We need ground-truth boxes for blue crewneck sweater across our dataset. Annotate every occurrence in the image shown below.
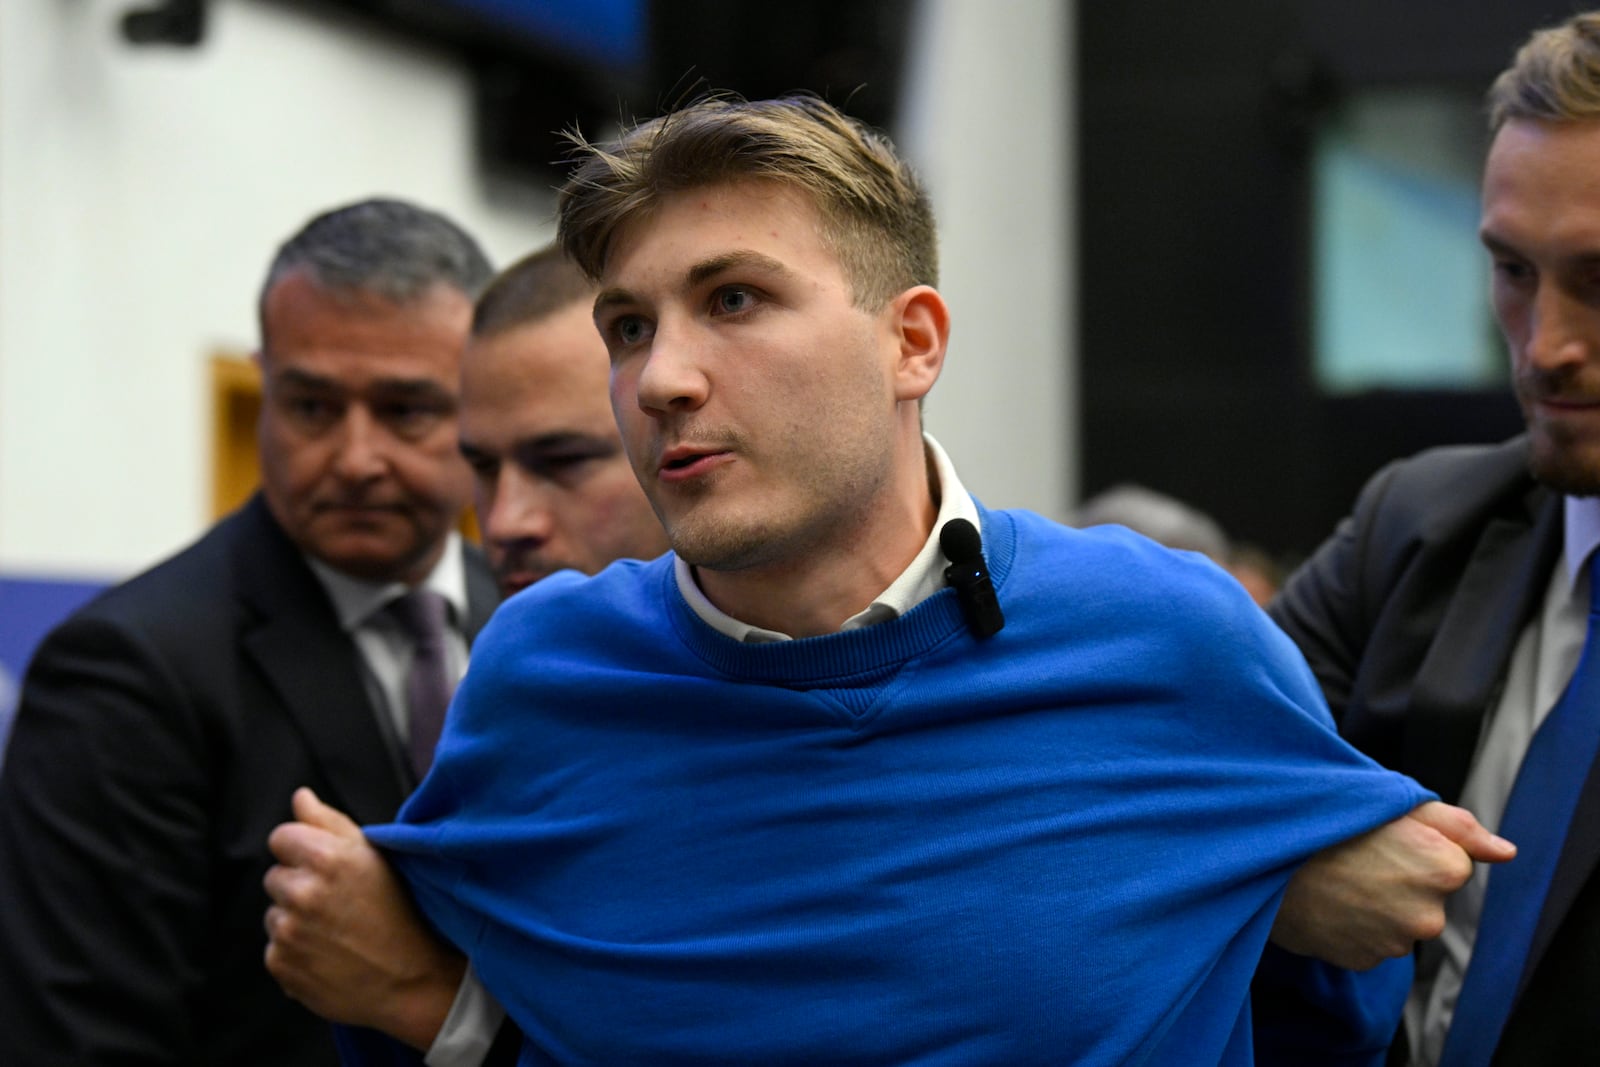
[368,506,1430,1066]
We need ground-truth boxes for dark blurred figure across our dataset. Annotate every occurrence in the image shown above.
[1073,483,1282,606]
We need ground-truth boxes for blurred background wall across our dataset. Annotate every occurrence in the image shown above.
[0,0,1071,679]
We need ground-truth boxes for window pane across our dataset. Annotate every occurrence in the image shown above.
[1312,89,1503,393]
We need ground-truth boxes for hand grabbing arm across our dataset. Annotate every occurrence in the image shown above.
[1271,801,1516,970]
[263,787,467,1051]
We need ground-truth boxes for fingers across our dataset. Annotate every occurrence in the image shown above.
[291,786,363,838]
[266,789,363,868]
[1409,801,1517,864]
[262,855,319,911]
[262,905,312,1003]
[266,819,330,868]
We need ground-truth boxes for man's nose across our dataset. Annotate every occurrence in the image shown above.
[332,408,388,483]
[1525,283,1594,373]
[485,467,554,546]
[633,315,711,416]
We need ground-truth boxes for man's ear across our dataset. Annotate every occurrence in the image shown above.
[887,285,950,403]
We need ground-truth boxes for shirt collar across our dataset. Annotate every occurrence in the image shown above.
[674,433,981,642]
[307,530,468,633]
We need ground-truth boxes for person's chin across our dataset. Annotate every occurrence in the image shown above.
[311,530,421,581]
[1527,432,1600,496]
[494,565,562,598]
[496,574,535,597]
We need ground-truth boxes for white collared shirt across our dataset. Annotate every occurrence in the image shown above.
[675,434,982,642]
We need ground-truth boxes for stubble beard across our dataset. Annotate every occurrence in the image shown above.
[1520,370,1600,496]
[660,438,894,576]
[1526,430,1600,497]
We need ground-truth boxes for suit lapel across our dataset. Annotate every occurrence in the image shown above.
[1405,488,1561,802]
[232,496,408,825]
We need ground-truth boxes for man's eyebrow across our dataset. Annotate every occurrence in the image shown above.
[592,287,634,319]
[1481,230,1600,271]
[274,368,453,402]
[1480,231,1520,256]
[592,250,797,320]
[685,250,793,288]
[273,367,337,391]
[368,378,454,401]
[461,431,613,460]
[519,430,608,449]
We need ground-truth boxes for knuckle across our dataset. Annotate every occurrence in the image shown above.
[1409,909,1447,943]
[1434,851,1474,890]
[271,909,300,944]
[276,872,324,912]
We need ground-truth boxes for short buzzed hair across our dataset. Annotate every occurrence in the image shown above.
[1488,11,1600,130]
[260,198,493,342]
[471,243,595,341]
[557,94,937,310]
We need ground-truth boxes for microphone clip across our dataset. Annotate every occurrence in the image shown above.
[940,519,1005,640]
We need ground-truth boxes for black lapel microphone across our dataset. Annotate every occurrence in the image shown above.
[940,518,1004,639]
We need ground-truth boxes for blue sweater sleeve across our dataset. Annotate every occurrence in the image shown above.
[1253,947,1414,1067]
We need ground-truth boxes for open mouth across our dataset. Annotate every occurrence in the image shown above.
[663,452,707,471]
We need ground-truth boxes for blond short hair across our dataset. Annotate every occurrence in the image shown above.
[557,94,937,310]
[1488,12,1600,130]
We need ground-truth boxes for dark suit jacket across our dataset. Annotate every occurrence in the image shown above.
[1271,435,1600,1065]
[0,494,497,1066]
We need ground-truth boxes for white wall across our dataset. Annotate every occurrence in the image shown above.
[0,0,557,579]
[901,0,1075,524]
[0,0,1075,581]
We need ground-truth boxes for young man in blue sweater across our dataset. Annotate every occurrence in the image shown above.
[313,98,1509,1065]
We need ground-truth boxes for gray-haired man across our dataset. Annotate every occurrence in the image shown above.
[0,198,499,1066]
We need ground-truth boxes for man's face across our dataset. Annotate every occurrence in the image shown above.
[257,270,474,584]
[1483,118,1600,494]
[459,301,668,597]
[591,181,909,575]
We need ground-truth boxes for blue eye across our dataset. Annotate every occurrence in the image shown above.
[616,316,649,345]
[714,287,755,314]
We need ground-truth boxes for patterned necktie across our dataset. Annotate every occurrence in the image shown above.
[1438,560,1600,1066]
[386,590,453,780]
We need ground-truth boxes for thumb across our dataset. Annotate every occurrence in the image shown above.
[1409,800,1517,864]
[290,786,363,839]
